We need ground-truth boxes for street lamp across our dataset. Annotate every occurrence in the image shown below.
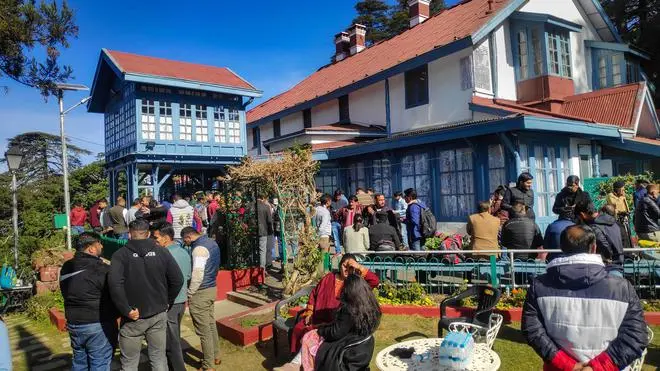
[5,146,23,270]
[55,83,90,250]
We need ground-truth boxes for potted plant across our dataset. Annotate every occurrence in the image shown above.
[32,248,67,282]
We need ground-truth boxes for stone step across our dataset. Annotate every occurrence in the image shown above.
[226,290,271,308]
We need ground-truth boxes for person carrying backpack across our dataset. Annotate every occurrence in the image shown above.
[404,188,436,250]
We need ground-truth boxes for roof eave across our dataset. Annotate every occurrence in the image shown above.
[124,73,263,98]
[247,36,474,127]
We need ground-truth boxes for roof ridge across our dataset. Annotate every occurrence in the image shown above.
[106,49,233,72]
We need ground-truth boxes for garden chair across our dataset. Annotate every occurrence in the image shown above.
[447,313,504,349]
[626,326,654,371]
[438,285,501,337]
[272,285,314,357]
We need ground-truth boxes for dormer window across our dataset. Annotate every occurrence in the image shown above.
[587,41,647,90]
[511,12,581,81]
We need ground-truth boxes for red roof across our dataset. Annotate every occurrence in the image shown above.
[311,140,361,151]
[105,49,257,91]
[472,82,648,129]
[560,82,645,129]
[247,0,511,123]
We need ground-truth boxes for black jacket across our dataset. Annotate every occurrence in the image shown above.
[552,187,592,215]
[522,254,648,368]
[109,238,184,319]
[257,200,273,237]
[315,305,376,371]
[500,215,543,260]
[634,195,660,234]
[589,214,624,268]
[502,186,535,219]
[60,252,118,324]
[368,222,401,251]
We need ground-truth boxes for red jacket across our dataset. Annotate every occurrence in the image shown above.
[70,206,88,227]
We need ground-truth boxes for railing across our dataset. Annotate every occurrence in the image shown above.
[355,248,659,299]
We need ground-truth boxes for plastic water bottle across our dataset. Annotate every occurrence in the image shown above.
[439,331,475,370]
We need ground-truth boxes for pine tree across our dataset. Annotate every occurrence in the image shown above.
[351,0,391,46]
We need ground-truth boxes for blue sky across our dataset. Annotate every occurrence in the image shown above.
[0,0,455,162]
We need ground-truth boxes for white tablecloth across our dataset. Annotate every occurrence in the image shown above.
[376,338,501,371]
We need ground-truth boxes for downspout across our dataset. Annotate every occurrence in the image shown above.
[385,78,391,137]
[498,133,521,177]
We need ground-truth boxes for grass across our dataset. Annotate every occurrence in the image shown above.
[239,313,273,328]
[6,313,660,370]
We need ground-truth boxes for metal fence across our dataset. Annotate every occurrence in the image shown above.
[356,249,660,299]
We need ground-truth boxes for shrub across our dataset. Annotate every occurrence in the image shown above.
[593,171,655,210]
[376,281,434,306]
[25,290,64,323]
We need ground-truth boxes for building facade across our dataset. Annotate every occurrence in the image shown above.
[88,49,262,202]
[247,0,660,231]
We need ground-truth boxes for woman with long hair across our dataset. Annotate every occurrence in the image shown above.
[300,273,382,370]
[343,214,370,258]
[280,254,379,368]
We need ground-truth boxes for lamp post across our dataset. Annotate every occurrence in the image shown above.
[5,146,23,269]
[55,83,90,250]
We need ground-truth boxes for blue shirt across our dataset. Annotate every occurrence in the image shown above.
[168,242,191,304]
[634,188,647,209]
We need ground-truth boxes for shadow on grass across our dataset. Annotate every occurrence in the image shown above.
[256,329,290,369]
[646,341,659,370]
[495,324,529,346]
[181,337,203,369]
[395,332,429,343]
[14,324,72,369]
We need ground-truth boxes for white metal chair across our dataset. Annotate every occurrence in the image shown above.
[447,313,504,349]
[626,326,654,371]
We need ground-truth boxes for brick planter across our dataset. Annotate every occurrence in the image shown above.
[216,267,264,300]
[39,266,60,282]
[48,307,67,332]
[217,302,276,346]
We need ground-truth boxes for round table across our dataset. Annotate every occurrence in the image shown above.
[376,338,501,371]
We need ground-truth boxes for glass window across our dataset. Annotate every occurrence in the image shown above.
[273,119,281,138]
[612,54,623,85]
[195,105,208,142]
[159,102,173,140]
[303,109,312,128]
[405,64,429,108]
[519,144,570,217]
[179,104,192,141]
[338,95,350,122]
[547,30,571,78]
[474,42,492,91]
[348,162,366,194]
[402,153,431,206]
[228,109,241,144]
[626,59,640,83]
[315,169,338,195]
[517,30,529,80]
[488,144,506,192]
[214,106,227,143]
[460,56,473,90]
[141,100,156,140]
[439,149,474,218]
[531,29,543,76]
[598,56,608,88]
[372,159,392,199]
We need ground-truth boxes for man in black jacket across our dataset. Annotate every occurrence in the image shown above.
[634,184,660,242]
[575,201,624,275]
[61,232,118,370]
[368,212,402,251]
[500,202,543,260]
[109,219,183,371]
[522,225,647,370]
[552,175,592,219]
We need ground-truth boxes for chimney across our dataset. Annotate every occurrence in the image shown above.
[334,31,350,62]
[348,24,367,55]
[408,0,430,27]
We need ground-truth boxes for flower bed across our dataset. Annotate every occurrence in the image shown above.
[215,267,264,300]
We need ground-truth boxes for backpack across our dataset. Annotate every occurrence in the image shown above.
[440,234,464,264]
[0,264,16,289]
[416,204,437,238]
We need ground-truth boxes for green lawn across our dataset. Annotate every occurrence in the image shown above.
[6,313,660,370]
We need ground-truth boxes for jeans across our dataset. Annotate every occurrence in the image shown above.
[71,226,85,235]
[119,311,168,371]
[399,222,409,248]
[258,236,274,268]
[189,287,220,369]
[166,303,186,371]
[410,239,424,251]
[68,321,117,371]
[331,221,343,253]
